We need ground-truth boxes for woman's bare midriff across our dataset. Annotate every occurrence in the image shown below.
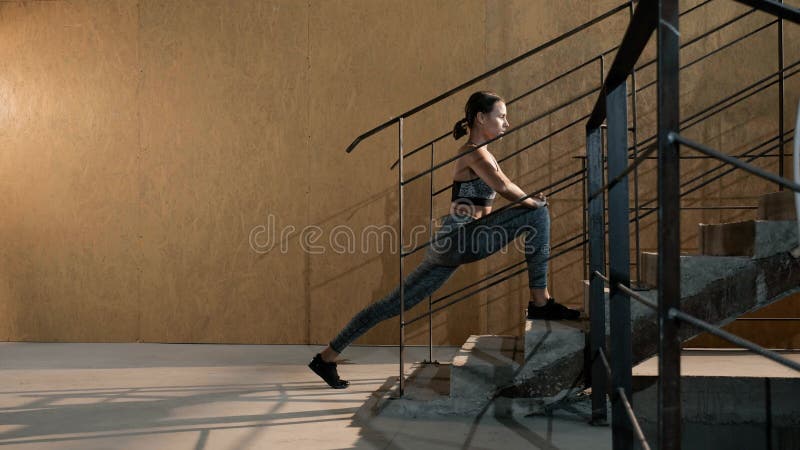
[450,203,492,220]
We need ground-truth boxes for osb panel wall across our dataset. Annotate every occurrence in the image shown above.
[1,0,798,345]
[0,1,142,341]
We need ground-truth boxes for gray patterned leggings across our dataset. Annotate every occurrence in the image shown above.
[329,206,550,353]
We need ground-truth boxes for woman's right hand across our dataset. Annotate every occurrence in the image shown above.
[529,192,547,209]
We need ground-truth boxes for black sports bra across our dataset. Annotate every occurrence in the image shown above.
[451,177,497,206]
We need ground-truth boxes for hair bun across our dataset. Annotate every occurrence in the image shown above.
[452,119,468,140]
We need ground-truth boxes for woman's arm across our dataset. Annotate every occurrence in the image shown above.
[466,147,546,209]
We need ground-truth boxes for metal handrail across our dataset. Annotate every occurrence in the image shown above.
[345,2,631,154]
[587,0,656,129]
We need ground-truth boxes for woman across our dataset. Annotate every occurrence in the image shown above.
[309,91,580,389]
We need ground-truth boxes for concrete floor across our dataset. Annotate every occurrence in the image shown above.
[0,343,611,450]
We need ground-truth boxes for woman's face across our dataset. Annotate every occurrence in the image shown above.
[477,101,510,140]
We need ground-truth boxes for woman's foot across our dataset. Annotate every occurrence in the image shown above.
[527,298,580,320]
[308,354,350,389]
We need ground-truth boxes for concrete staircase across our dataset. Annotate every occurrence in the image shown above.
[371,191,800,420]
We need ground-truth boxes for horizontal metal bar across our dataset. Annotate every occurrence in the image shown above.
[670,133,800,193]
[587,0,657,129]
[733,0,800,24]
[346,2,630,154]
[669,308,800,372]
[616,282,658,310]
[618,387,652,450]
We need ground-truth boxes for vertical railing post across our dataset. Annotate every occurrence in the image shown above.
[582,155,589,281]
[607,80,633,450]
[427,142,435,363]
[657,1,681,448]
[587,124,607,426]
[778,0,785,186]
[629,0,643,288]
[398,118,406,397]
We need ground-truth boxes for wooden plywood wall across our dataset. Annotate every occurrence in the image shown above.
[0,0,798,346]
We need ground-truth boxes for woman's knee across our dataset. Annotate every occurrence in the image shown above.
[515,205,548,229]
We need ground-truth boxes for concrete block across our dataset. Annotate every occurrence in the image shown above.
[504,319,587,398]
[698,220,756,256]
[698,220,798,258]
[450,335,521,400]
[639,251,694,288]
[758,190,798,221]
[523,319,586,364]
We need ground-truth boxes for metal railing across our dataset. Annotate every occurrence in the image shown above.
[345,1,637,396]
[585,2,800,450]
[342,0,798,402]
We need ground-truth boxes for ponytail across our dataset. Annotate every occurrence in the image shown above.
[452,118,468,140]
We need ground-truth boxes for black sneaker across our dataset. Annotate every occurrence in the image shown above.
[308,354,349,389]
[527,298,580,320]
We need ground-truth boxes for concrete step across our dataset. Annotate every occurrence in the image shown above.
[509,319,587,398]
[639,251,695,289]
[449,320,589,401]
[758,190,798,221]
[382,209,800,419]
[697,219,797,258]
[450,335,522,401]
